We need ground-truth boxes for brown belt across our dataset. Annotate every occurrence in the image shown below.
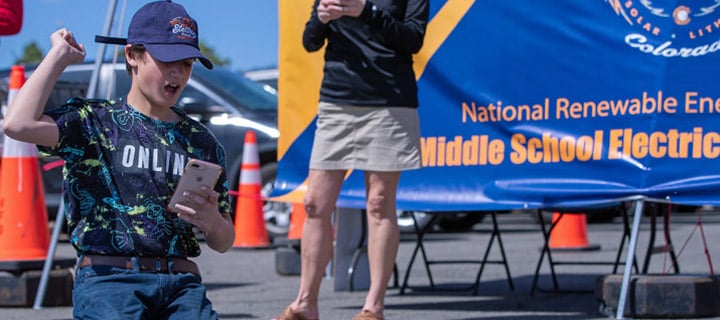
[80,255,200,276]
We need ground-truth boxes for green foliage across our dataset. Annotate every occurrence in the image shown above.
[15,41,43,65]
[200,41,230,67]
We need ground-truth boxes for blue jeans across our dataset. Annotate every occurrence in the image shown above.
[73,264,217,320]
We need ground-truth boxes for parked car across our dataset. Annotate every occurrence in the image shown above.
[0,62,294,239]
[397,210,485,232]
[243,68,278,92]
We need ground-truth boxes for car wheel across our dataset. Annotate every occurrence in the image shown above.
[260,162,292,240]
[436,212,486,232]
[396,210,435,233]
[530,210,554,225]
[531,207,621,225]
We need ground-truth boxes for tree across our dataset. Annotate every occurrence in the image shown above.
[15,41,43,65]
[200,41,230,67]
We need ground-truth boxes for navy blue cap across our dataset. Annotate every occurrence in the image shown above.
[95,0,213,69]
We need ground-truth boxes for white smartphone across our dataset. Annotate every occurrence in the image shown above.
[168,158,223,211]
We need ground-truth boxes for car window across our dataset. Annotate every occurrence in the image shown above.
[176,81,230,116]
[106,68,131,100]
[46,81,87,111]
[192,67,277,112]
[179,81,214,109]
[34,69,88,111]
[58,69,91,86]
[59,66,131,101]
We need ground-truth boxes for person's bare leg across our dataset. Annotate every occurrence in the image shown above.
[360,171,401,319]
[276,169,346,320]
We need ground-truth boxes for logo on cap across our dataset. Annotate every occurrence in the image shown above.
[170,17,198,42]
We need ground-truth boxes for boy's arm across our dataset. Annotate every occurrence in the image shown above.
[2,28,86,147]
[203,213,235,253]
[173,184,235,253]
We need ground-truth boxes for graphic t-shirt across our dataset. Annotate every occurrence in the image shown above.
[39,98,230,258]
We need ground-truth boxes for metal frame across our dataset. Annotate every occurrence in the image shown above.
[399,211,514,295]
[530,203,640,296]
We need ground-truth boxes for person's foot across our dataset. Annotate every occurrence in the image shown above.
[271,306,318,320]
[352,309,384,320]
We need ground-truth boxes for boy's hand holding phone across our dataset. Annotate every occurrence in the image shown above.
[169,159,224,232]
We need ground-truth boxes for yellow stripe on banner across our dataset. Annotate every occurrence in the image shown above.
[413,0,475,80]
[273,0,321,203]
[278,0,324,159]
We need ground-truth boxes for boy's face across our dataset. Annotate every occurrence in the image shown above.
[130,50,194,110]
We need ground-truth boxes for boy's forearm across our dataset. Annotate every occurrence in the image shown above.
[3,28,85,146]
[2,47,68,144]
[204,215,235,253]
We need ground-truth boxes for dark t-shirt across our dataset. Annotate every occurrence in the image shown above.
[39,98,230,258]
[303,0,429,107]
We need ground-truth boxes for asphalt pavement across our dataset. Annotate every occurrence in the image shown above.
[5,207,720,320]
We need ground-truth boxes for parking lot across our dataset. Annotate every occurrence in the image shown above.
[5,207,720,319]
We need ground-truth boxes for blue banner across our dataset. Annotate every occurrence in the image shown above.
[274,0,720,211]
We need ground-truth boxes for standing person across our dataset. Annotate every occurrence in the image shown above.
[274,0,428,319]
[2,1,235,319]
[0,0,22,36]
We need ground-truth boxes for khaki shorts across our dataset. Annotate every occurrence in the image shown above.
[309,102,422,171]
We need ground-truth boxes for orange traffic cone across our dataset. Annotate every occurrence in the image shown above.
[232,130,270,248]
[548,212,600,251]
[287,202,306,240]
[0,65,50,261]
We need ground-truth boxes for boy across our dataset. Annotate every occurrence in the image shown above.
[2,1,235,319]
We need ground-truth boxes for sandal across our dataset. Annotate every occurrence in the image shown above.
[352,310,384,320]
[272,306,317,320]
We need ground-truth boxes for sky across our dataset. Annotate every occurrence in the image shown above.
[0,0,280,72]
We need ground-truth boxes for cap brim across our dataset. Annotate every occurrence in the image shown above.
[95,35,128,45]
[145,44,214,70]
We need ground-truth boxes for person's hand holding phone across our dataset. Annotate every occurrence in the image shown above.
[173,184,222,230]
[169,159,235,252]
[169,159,224,232]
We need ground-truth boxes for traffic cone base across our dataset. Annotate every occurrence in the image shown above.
[548,212,600,251]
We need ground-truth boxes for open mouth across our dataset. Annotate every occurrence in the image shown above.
[165,82,180,95]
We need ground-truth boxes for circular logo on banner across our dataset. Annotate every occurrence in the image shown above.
[606,0,720,58]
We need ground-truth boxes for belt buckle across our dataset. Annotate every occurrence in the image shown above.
[155,257,162,272]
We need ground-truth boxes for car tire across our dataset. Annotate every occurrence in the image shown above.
[531,207,622,225]
[436,212,486,231]
[260,162,292,240]
[396,210,435,233]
